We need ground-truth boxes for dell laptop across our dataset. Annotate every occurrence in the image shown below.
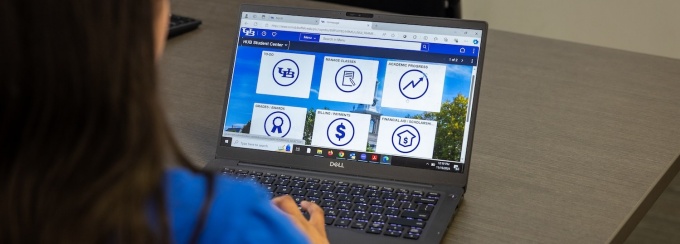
[204,4,487,243]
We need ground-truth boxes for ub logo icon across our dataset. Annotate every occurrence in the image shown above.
[256,51,315,98]
[241,27,255,36]
[272,59,299,86]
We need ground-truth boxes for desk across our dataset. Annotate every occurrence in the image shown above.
[160,0,680,242]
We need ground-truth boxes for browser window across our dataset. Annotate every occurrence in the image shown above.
[221,12,483,173]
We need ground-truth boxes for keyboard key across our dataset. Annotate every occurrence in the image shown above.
[261,177,275,184]
[426,192,440,198]
[321,179,335,185]
[337,194,352,202]
[387,217,426,228]
[385,200,400,208]
[414,197,437,205]
[264,172,277,177]
[307,178,320,183]
[351,221,367,230]
[306,190,322,198]
[320,185,335,192]
[293,176,306,181]
[291,189,307,196]
[274,179,290,186]
[279,174,291,179]
[418,204,435,212]
[384,230,402,237]
[366,185,379,190]
[322,192,338,200]
[381,192,397,200]
[350,188,366,196]
[371,215,388,223]
[408,228,422,234]
[336,187,350,194]
[307,198,321,204]
[368,206,385,214]
[366,190,380,198]
[325,216,335,225]
[366,227,382,234]
[290,181,305,188]
[337,202,352,210]
[385,208,400,216]
[338,211,355,219]
[401,202,417,210]
[304,183,320,190]
[292,196,304,204]
[398,194,413,202]
[396,188,409,194]
[350,183,364,188]
[401,211,431,220]
[321,201,336,208]
[353,196,369,204]
[369,199,385,206]
[387,225,404,232]
[404,232,420,240]
[381,187,394,192]
[370,221,385,229]
[325,209,338,217]
[337,181,350,187]
[236,169,249,174]
[275,187,291,194]
[355,212,371,221]
[353,204,368,212]
[335,219,350,227]
[252,171,263,176]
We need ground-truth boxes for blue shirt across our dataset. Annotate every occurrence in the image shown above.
[164,168,308,244]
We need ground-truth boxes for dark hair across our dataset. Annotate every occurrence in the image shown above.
[0,0,203,243]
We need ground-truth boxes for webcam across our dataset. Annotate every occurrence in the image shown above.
[345,12,374,18]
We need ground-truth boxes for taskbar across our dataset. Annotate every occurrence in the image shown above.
[290,144,464,174]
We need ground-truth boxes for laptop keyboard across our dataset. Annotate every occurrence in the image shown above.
[221,167,441,240]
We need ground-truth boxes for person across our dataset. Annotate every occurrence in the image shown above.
[0,0,328,243]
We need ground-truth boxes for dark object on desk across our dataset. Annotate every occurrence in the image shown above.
[314,0,461,18]
[168,14,202,39]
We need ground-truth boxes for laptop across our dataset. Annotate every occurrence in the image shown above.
[204,4,487,243]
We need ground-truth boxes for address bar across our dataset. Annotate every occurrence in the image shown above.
[319,35,422,51]
[268,22,375,37]
[248,21,427,51]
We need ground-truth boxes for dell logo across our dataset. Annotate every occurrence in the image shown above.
[329,161,344,168]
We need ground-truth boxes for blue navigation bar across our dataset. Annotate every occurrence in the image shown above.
[238,27,479,57]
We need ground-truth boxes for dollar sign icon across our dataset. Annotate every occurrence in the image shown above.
[335,123,346,141]
[403,137,409,144]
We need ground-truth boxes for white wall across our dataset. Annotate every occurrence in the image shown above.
[462,0,680,59]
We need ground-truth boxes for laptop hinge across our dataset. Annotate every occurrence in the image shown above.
[238,162,434,189]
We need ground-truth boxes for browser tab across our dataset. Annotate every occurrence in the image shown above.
[319,18,372,30]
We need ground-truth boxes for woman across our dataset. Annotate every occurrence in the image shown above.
[0,0,328,243]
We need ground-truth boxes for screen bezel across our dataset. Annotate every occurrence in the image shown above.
[215,4,488,188]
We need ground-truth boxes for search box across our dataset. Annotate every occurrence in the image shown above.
[319,35,423,51]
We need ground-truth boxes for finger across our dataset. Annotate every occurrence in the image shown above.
[272,196,308,230]
[301,201,326,234]
[272,195,305,218]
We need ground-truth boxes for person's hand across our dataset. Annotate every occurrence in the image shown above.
[272,195,329,244]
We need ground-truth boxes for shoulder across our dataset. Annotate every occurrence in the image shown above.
[164,168,308,244]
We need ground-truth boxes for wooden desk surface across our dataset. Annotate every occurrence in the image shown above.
[160,0,680,242]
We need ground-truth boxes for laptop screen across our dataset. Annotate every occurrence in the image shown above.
[221,11,483,173]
